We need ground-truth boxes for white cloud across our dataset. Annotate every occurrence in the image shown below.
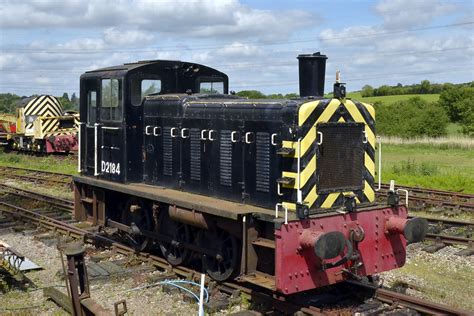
[0,0,314,39]
[374,0,456,29]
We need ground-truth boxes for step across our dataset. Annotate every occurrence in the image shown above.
[252,238,275,249]
[240,271,275,290]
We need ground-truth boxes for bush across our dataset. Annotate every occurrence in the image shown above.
[376,97,449,137]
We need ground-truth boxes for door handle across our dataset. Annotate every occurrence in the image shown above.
[170,127,178,138]
[145,125,152,135]
[245,132,254,144]
[209,130,217,141]
[231,131,238,143]
[200,129,208,140]
[153,126,161,136]
[271,133,278,146]
[317,131,323,145]
[181,128,189,139]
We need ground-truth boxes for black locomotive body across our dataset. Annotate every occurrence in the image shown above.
[73,54,427,295]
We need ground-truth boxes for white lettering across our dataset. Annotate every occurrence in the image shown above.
[100,161,121,175]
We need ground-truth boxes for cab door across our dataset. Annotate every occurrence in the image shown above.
[81,79,99,176]
[98,78,125,182]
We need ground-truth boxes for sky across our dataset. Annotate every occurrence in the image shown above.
[0,0,473,97]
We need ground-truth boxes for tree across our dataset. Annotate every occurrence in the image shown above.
[419,80,431,94]
[376,97,448,137]
[62,92,70,102]
[236,90,266,99]
[71,92,78,107]
[438,86,474,122]
[361,85,374,97]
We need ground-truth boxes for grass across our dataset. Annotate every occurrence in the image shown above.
[378,144,474,193]
[383,249,474,311]
[0,150,77,175]
[382,135,474,150]
[346,92,440,105]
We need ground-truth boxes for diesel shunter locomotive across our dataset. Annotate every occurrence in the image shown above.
[6,95,79,153]
[73,54,428,294]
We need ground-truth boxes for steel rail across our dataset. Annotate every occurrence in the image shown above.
[348,280,472,315]
[0,183,73,211]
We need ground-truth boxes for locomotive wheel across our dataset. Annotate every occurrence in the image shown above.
[121,198,152,252]
[158,211,191,266]
[201,227,239,281]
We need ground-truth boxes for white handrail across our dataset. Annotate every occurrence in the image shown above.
[297,138,302,204]
[94,123,99,176]
[77,122,85,173]
[375,136,382,191]
[397,189,409,206]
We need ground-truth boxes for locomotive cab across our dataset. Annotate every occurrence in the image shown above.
[78,60,228,182]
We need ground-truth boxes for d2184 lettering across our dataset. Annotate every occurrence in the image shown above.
[101,161,120,175]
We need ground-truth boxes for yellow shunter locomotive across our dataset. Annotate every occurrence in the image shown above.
[7,95,78,153]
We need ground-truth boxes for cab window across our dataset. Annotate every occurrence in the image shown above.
[199,81,223,94]
[101,79,122,121]
[131,79,161,106]
[87,91,97,124]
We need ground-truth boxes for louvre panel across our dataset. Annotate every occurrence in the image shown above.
[317,123,364,192]
[256,132,270,192]
[219,130,232,187]
[162,126,173,176]
[190,128,201,181]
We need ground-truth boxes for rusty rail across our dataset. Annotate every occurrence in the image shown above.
[349,280,472,315]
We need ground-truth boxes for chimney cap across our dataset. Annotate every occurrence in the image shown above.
[297,52,328,60]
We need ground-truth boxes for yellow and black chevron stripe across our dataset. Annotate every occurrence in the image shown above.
[24,95,63,129]
[280,98,375,211]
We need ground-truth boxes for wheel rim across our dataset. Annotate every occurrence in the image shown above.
[202,228,239,281]
[158,211,191,266]
[121,199,152,251]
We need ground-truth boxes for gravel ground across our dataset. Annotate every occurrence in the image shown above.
[378,243,474,311]
[0,230,241,315]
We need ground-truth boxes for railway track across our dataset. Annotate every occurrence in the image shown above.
[2,165,473,212]
[377,183,474,212]
[0,166,72,186]
[0,190,472,314]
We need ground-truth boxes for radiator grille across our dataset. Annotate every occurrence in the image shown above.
[190,128,201,181]
[219,130,232,187]
[317,123,364,193]
[162,127,173,176]
[256,132,270,192]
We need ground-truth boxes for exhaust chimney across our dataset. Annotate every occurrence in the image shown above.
[297,52,327,97]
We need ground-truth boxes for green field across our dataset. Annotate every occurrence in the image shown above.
[378,143,474,193]
[346,92,440,105]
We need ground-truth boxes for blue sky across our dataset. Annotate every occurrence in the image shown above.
[0,0,473,97]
